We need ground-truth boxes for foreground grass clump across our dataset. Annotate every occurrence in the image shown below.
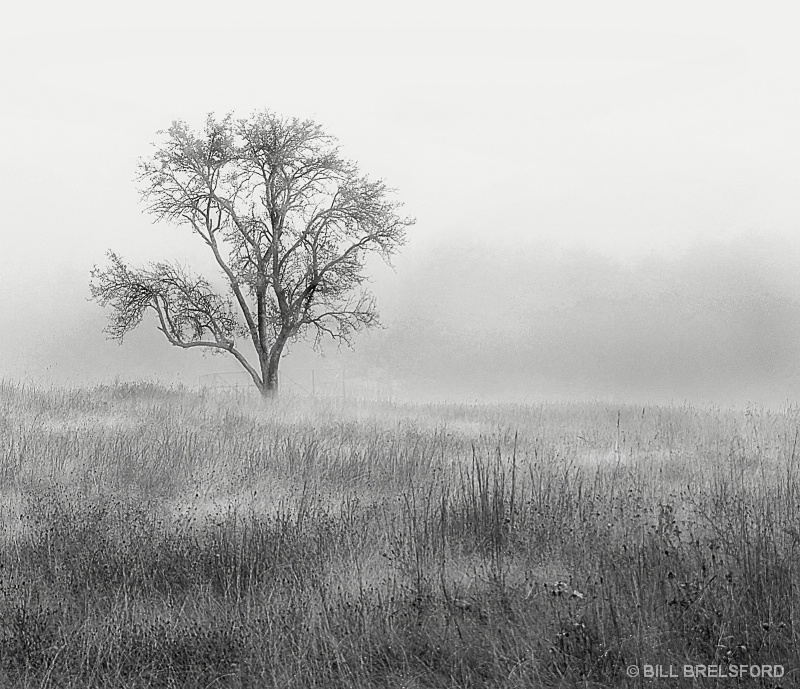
[0,381,798,687]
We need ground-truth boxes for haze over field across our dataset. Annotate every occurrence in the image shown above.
[2,2,800,405]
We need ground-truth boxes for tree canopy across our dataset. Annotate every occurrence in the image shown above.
[90,111,414,396]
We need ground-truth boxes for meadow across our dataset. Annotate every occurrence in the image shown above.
[0,380,797,688]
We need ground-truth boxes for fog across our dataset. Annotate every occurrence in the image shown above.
[5,235,800,407]
[347,236,800,405]
[2,2,800,406]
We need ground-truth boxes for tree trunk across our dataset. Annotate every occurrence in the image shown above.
[259,333,289,399]
[261,363,279,398]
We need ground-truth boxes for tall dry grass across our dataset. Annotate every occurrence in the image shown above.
[0,380,797,687]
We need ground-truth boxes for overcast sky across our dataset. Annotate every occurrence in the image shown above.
[2,2,800,405]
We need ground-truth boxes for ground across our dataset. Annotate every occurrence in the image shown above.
[0,381,796,688]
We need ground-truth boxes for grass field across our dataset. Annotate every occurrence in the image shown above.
[0,380,797,688]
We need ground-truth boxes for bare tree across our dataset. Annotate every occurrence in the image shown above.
[90,112,414,397]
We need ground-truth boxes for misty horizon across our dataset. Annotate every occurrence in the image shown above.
[3,234,800,408]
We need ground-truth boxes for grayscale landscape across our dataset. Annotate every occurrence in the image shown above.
[1,2,799,687]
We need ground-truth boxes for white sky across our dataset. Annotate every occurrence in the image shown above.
[2,1,800,396]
